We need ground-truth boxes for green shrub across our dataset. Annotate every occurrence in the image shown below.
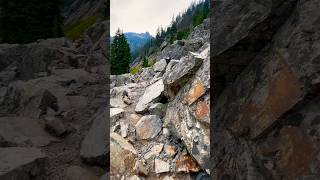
[177,30,189,40]
[64,16,98,41]
[130,65,141,75]
[142,57,150,67]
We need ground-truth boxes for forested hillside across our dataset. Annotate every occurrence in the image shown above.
[134,0,209,64]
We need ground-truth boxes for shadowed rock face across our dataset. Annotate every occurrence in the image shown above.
[211,0,320,179]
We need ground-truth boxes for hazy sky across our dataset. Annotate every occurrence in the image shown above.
[111,0,200,36]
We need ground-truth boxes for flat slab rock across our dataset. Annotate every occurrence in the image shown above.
[0,117,57,147]
[80,108,108,165]
[0,147,46,179]
[135,79,164,113]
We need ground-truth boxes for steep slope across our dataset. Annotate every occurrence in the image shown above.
[110,18,210,179]
[211,0,320,179]
[63,0,105,26]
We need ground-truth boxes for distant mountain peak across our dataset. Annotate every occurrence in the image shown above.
[123,32,152,53]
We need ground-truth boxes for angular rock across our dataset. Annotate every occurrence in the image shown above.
[44,116,66,136]
[0,117,57,147]
[0,147,46,179]
[135,115,162,140]
[176,154,201,173]
[120,121,129,138]
[66,166,99,180]
[110,108,125,123]
[164,51,210,172]
[163,53,204,99]
[154,159,170,174]
[80,108,108,166]
[135,79,164,113]
[110,98,127,108]
[110,133,137,179]
[164,59,179,74]
[153,59,167,73]
[134,160,149,176]
[149,103,167,118]
[144,144,164,160]
[164,145,176,159]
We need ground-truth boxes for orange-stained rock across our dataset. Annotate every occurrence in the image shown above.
[110,133,137,178]
[237,56,302,138]
[184,81,205,105]
[176,154,201,173]
[195,101,210,120]
[164,145,177,159]
[278,127,318,179]
[257,126,319,179]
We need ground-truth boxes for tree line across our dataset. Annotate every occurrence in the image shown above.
[135,0,210,62]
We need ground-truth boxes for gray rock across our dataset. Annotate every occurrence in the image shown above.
[154,159,170,174]
[149,103,167,118]
[110,108,125,124]
[110,98,127,108]
[163,53,204,99]
[165,59,179,74]
[110,133,137,179]
[110,74,130,87]
[135,79,164,113]
[0,147,46,180]
[44,116,66,136]
[153,59,167,73]
[135,115,162,140]
[0,117,57,147]
[80,108,108,166]
[164,47,210,172]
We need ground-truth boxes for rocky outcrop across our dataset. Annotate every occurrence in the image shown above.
[211,0,320,179]
[0,147,46,180]
[110,17,210,179]
[80,108,108,166]
[0,36,108,179]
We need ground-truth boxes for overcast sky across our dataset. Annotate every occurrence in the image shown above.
[111,0,200,36]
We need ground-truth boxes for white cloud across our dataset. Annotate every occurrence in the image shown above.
[110,0,200,36]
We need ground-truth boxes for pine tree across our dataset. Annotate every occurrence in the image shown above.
[111,29,132,75]
[0,0,64,44]
[142,57,149,67]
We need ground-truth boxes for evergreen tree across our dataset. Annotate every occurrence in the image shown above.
[111,29,132,75]
[0,0,64,44]
[142,57,149,67]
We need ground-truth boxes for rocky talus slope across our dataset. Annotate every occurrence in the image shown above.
[211,0,320,179]
[0,21,109,179]
[110,19,210,179]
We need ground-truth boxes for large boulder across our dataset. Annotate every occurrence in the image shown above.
[80,108,108,166]
[163,52,204,100]
[0,147,46,180]
[135,115,162,140]
[153,59,167,73]
[164,46,210,173]
[110,132,137,179]
[135,79,164,113]
[0,117,57,147]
